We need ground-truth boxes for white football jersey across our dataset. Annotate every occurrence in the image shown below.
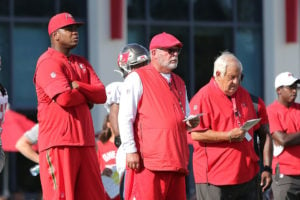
[104,82,123,113]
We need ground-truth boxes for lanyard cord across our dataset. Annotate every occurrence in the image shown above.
[169,74,185,115]
[231,97,242,127]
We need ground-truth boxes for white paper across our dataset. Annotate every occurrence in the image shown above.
[241,118,261,131]
[101,167,120,198]
[183,113,203,122]
[273,143,284,156]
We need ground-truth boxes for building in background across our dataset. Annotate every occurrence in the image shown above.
[0,0,299,198]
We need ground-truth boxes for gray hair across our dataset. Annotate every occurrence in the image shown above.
[213,51,243,77]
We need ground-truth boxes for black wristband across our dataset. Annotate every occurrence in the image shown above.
[114,135,122,148]
[263,165,272,173]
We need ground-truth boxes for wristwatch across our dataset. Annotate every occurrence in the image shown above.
[114,135,122,148]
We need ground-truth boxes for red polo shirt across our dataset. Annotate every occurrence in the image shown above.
[189,78,259,185]
[267,100,300,175]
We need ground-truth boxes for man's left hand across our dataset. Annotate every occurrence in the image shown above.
[186,115,200,129]
[260,171,272,192]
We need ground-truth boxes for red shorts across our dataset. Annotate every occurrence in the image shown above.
[124,168,186,200]
[39,146,105,200]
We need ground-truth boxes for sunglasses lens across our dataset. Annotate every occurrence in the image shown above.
[158,48,181,55]
[168,48,181,54]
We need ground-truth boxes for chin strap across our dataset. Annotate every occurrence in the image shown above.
[114,70,124,77]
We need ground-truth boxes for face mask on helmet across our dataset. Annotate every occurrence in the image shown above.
[116,43,150,78]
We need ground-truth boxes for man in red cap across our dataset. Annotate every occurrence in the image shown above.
[118,32,199,200]
[34,12,107,200]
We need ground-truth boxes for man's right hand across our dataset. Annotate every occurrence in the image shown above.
[126,152,141,171]
[71,81,79,89]
[228,128,246,142]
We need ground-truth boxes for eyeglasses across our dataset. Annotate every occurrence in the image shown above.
[158,47,181,55]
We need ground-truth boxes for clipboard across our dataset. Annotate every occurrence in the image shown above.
[241,118,261,131]
[183,113,203,122]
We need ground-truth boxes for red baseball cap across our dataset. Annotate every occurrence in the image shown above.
[48,12,84,35]
[149,32,183,50]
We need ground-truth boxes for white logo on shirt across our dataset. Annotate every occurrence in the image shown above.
[193,105,198,110]
[79,64,86,72]
[50,72,56,78]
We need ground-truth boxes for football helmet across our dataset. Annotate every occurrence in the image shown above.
[117,43,150,78]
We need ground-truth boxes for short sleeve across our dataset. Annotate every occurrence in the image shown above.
[257,97,269,125]
[267,105,283,134]
[189,92,210,132]
[24,124,39,144]
[104,82,123,113]
[35,59,70,99]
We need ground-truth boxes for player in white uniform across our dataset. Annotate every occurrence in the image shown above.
[104,44,150,199]
[0,56,9,172]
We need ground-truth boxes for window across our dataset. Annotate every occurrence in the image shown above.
[0,0,87,197]
[0,0,87,110]
[127,0,263,98]
[0,23,10,92]
[127,4,263,198]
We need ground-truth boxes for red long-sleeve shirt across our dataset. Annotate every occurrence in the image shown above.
[34,48,106,151]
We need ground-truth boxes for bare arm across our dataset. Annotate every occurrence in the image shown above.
[272,131,300,147]
[109,103,121,147]
[190,128,245,143]
[257,124,273,191]
[15,135,39,163]
[258,125,273,167]
[109,103,120,137]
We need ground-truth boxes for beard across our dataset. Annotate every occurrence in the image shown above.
[166,62,178,70]
[158,57,178,70]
